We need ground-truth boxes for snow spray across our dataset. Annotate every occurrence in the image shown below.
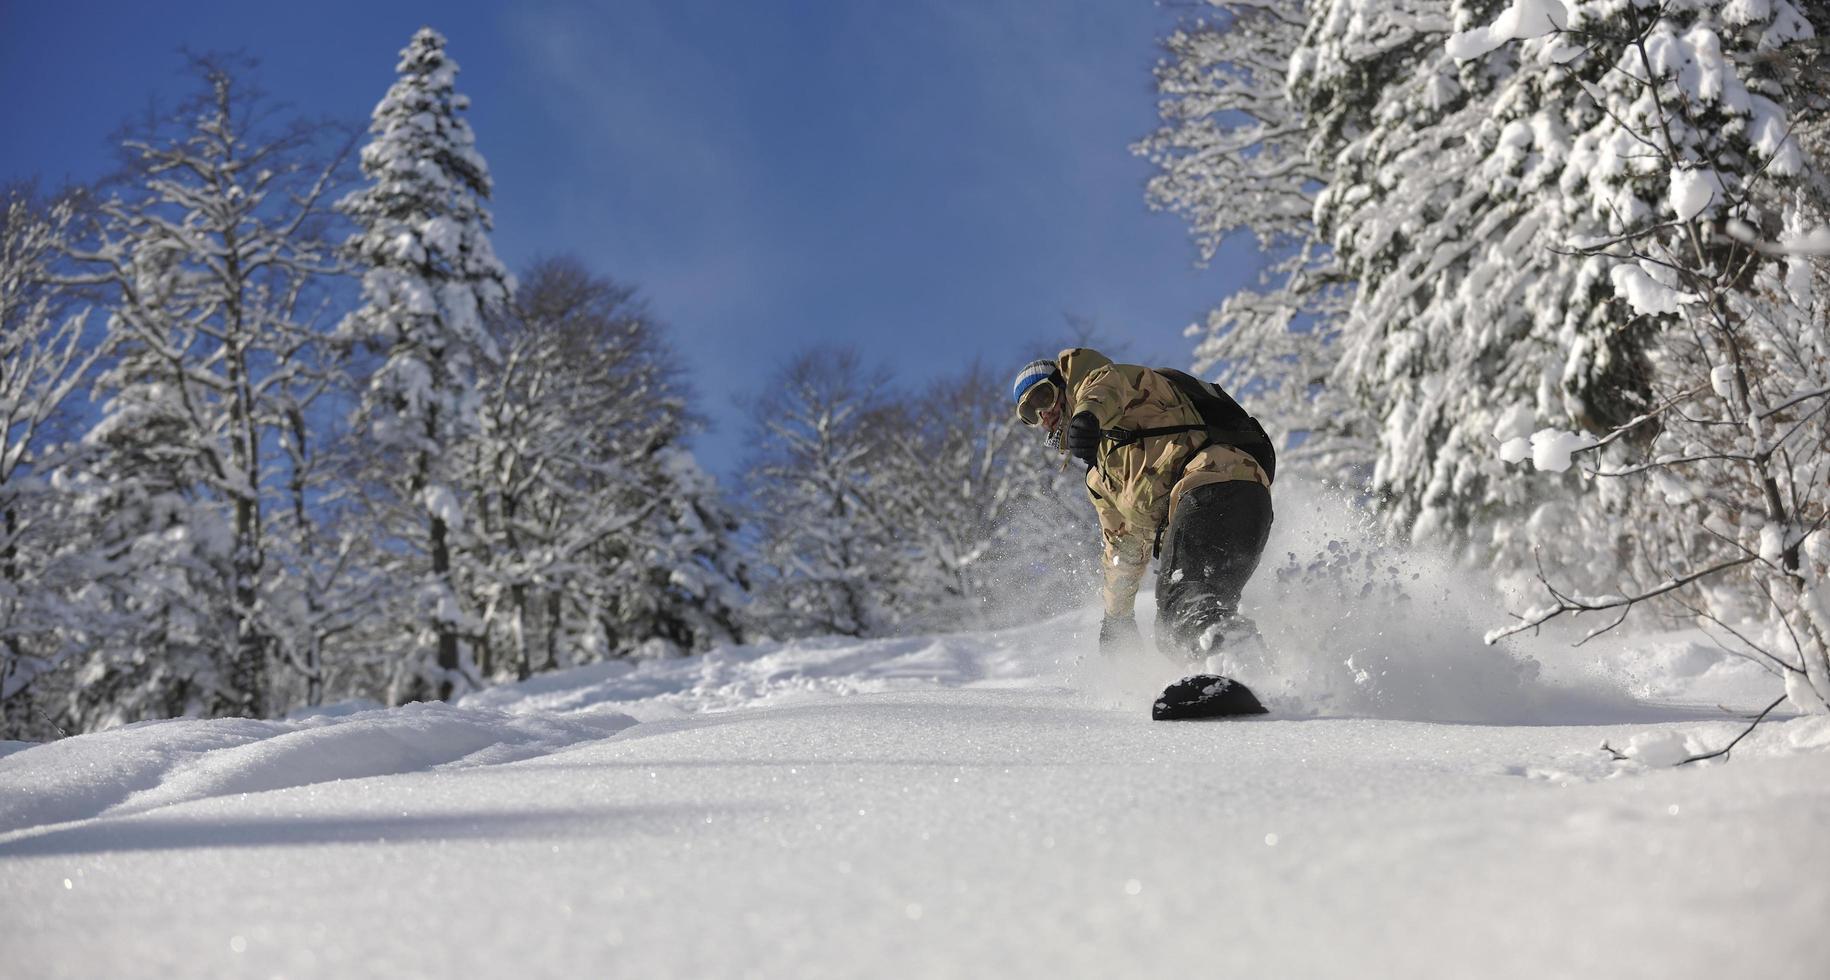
[1201,482,1601,723]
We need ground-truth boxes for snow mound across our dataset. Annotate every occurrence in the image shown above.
[0,702,636,835]
[1518,715,1830,783]
[1619,728,1700,767]
[0,625,1066,840]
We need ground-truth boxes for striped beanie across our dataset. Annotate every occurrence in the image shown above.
[1010,358,1059,406]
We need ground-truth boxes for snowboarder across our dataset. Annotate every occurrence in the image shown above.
[1012,348,1275,667]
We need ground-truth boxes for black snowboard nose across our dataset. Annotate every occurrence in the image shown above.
[1152,674,1269,720]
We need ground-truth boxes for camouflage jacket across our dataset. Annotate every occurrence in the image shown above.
[1055,348,1272,618]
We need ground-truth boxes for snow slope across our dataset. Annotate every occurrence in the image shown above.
[3,493,1828,978]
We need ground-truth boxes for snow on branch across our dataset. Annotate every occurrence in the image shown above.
[1446,0,1570,61]
[1496,427,1600,473]
[1485,553,1759,646]
[1723,219,1830,258]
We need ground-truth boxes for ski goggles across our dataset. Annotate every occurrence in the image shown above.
[1016,377,1059,426]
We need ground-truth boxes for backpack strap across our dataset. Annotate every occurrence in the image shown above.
[1102,424,1267,450]
[1106,421,1275,559]
[1100,424,1203,448]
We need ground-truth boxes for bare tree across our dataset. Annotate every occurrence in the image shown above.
[59,53,352,723]
[1133,1,1363,486]
[886,361,1092,629]
[742,347,910,638]
[462,257,693,678]
[0,192,103,736]
[742,348,1096,638]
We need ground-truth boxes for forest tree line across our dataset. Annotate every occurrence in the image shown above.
[8,1,1830,738]
[0,31,1092,739]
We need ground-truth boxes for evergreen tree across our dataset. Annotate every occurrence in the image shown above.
[1140,0,1660,579]
[1134,1,1364,484]
[1145,1,1822,608]
[1471,0,1830,715]
[1285,0,1635,555]
[611,448,749,657]
[338,28,512,701]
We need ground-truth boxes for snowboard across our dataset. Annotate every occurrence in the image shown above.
[1152,674,1268,720]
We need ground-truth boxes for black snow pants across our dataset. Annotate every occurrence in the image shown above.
[1154,480,1274,661]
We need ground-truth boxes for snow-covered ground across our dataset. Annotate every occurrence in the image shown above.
[5,496,1829,978]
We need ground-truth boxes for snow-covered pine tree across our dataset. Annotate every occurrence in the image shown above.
[1188,0,1658,594]
[55,384,239,729]
[57,56,349,725]
[1472,0,1830,716]
[1134,1,1364,484]
[338,28,512,702]
[0,193,101,738]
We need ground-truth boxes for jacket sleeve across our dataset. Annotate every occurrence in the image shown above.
[1089,472,1150,619]
[1072,364,1131,428]
[1076,363,1177,545]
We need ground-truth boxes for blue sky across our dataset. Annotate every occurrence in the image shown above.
[1,0,1265,469]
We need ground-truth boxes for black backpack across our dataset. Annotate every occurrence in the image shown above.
[1100,368,1277,484]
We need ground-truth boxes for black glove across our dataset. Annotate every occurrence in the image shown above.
[1065,411,1101,468]
[1099,613,1141,656]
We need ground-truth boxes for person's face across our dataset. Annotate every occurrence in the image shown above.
[1018,378,1062,436]
[1038,395,1063,436]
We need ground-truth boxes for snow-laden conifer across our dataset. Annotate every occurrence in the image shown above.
[1458,0,1830,718]
[1145,4,1826,714]
[1281,0,1662,566]
[1134,2,1364,485]
[612,448,750,657]
[338,28,512,702]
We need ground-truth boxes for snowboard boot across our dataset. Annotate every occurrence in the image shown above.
[1194,615,1269,677]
